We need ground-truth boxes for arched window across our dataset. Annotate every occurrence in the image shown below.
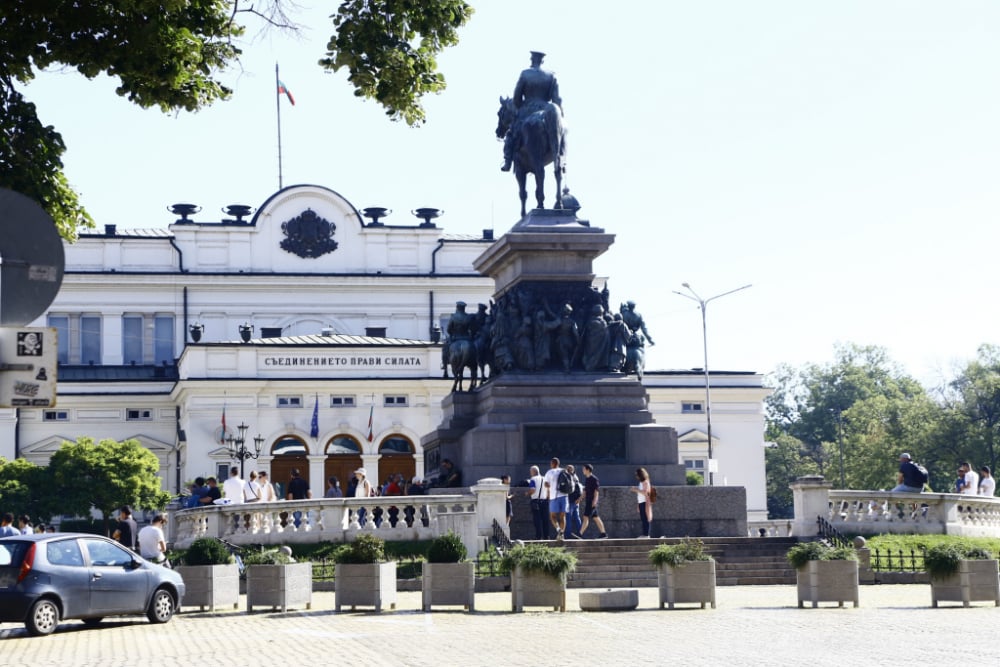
[268,436,309,500]
[378,437,414,455]
[272,437,308,456]
[326,435,362,455]
[378,436,415,484]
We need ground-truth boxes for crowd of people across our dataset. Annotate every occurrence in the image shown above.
[892,452,996,495]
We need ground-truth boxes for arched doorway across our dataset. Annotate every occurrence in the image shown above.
[378,436,416,488]
[269,436,309,499]
[323,435,363,496]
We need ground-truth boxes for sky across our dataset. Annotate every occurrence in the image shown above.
[22,1,1000,386]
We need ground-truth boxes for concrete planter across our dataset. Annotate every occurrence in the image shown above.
[335,562,398,612]
[930,559,1000,608]
[176,564,240,612]
[657,560,716,609]
[511,566,567,612]
[245,562,313,612]
[422,562,475,611]
[795,559,859,608]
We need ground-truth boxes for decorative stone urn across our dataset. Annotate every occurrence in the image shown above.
[421,561,476,611]
[511,566,567,612]
[245,562,313,612]
[335,562,398,612]
[175,563,240,612]
[796,560,859,608]
[931,559,1000,608]
[657,560,717,609]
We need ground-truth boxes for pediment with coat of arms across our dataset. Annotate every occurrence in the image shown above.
[280,208,339,259]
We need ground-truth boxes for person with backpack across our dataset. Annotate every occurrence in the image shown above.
[891,452,927,493]
[542,457,570,540]
[564,464,584,539]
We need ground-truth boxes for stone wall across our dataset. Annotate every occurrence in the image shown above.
[507,485,747,540]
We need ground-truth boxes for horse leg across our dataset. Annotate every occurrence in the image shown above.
[516,169,528,217]
[534,170,545,210]
[554,163,563,210]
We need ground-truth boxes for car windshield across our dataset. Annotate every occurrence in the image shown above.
[0,540,30,567]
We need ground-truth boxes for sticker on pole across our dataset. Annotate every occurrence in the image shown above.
[0,327,57,407]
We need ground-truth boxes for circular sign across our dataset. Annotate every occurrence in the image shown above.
[0,189,66,326]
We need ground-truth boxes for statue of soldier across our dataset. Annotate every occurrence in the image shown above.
[620,300,655,346]
[581,304,610,372]
[501,51,564,172]
[606,313,633,372]
[447,301,474,342]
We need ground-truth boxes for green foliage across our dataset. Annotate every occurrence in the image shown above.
[332,533,389,564]
[500,543,577,578]
[182,538,233,566]
[924,542,994,580]
[320,0,474,125]
[0,456,58,521]
[242,548,294,567]
[0,0,243,239]
[648,538,713,567]
[786,541,858,570]
[49,437,172,533]
[56,518,103,534]
[426,531,467,563]
[863,534,1000,555]
[685,471,704,486]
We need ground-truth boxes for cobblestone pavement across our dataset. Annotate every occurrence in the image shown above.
[2,585,999,666]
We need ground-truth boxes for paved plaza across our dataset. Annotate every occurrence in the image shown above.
[2,585,999,666]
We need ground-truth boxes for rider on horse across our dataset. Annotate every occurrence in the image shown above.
[501,51,563,172]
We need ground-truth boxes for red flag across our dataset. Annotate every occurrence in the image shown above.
[277,80,295,106]
[220,404,227,444]
[366,405,374,442]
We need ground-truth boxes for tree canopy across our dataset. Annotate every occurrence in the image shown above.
[0,0,473,240]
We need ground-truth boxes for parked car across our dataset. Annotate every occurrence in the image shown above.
[0,533,185,636]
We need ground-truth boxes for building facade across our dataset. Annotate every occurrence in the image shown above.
[4,184,771,519]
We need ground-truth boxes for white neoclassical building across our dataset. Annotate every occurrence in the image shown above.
[5,184,771,520]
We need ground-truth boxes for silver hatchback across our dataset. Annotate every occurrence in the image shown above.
[0,533,185,636]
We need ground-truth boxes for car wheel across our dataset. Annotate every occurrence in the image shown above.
[26,598,60,636]
[146,588,175,624]
[81,617,104,627]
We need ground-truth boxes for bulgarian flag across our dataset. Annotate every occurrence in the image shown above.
[220,404,227,444]
[277,80,295,106]
[366,405,374,442]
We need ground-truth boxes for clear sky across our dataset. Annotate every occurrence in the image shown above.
[23,1,1000,385]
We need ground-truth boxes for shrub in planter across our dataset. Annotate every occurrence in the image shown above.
[648,538,713,567]
[244,547,312,613]
[183,538,233,566]
[502,544,577,612]
[427,532,467,563]
[422,532,474,611]
[925,543,999,608]
[649,539,716,610]
[334,534,397,612]
[175,537,238,612]
[787,541,859,609]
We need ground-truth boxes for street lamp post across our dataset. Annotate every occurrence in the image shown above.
[225,421,264,478]
[673,282,752,486]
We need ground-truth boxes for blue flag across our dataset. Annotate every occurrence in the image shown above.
[310,394,319,438]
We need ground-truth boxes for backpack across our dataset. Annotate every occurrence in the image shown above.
[557,469,574,495]
[913,462,929,486]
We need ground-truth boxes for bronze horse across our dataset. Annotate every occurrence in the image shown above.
[449,338,478,392]
[497,96,566,217]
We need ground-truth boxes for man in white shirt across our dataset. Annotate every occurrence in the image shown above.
[959,461,979,496]
[542,457,568,540]
[979,465,996,496]
[524,465,549,540]
[137,514,168,565]
[222,466,246,504]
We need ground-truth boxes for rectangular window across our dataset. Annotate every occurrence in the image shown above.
[43,410,69,421]
[48,315,69,364]
[126,409,153,421]
[153,315,174,364]
[277,396,302,408]
[682,402,704,413]
[685,459,706,470]
[330,395,356,407]
[365,327,387,338]
[260,327,283,338]
[216,463,229,481]
[384,395,408,407]
[80,315,102,365]
[122,316,143,365]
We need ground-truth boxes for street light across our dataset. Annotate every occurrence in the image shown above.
[672,282,752,486]
[225,421,265,478]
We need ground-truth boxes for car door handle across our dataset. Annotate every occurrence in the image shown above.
[92,572,102,580]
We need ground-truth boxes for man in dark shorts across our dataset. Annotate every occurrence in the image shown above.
[579,463,608,538]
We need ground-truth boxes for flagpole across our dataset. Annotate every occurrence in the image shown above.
[275,62,283,189]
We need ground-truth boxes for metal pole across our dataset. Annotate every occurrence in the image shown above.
[275,63,283,189]
[673,283,752,486]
